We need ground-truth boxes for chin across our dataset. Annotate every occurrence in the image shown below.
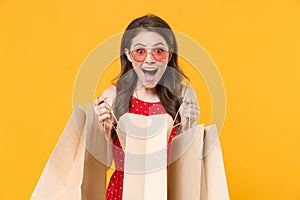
[142,82,158,89]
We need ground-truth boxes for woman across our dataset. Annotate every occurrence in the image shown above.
[93,14,200,200]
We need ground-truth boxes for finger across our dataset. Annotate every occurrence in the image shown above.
[183,97,196,104]
[96,102,110,110]
[101,96,108,102]
[95,108,111,117]
[184,103,200,113]
[183,108,200,119]
[181,104,196,114]
[183,103,199,110]
[183,97,192,104]
[184,114,198,121]
[184,108,200,119]
[103,119,113,129]
[94,97,99,106]
[97,113,111,122]
[94,97,104,106]
[183,98,199,106]
[94,96,108,106]
[94,102,111,111]
[183,113,198,120]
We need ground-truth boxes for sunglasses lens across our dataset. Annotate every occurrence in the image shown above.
[132,48,147,62]
[131,48,167,62]
[153,48,167,62]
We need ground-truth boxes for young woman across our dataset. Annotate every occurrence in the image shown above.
[93,14,200,200]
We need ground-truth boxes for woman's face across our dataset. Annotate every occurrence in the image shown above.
[125,31,171,89]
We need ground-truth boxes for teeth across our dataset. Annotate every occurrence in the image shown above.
[142,68,157,71]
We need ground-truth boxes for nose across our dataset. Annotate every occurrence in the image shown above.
[144,51,155,64]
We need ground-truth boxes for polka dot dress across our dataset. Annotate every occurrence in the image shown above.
[106,96,177,200]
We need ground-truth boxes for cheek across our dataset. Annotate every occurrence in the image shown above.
[158,65,167,74]
[131,62,141,70]
[158,68,167,81]
[131,62,143,76]
[161,58,169,68]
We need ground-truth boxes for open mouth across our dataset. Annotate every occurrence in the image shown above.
[141,68,158,82]
[142,68,158,75]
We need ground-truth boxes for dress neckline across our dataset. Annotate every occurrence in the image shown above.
[131,95,161,104]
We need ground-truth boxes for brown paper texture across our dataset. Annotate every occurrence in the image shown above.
[168,124,229,200]
[168,124,204,200]
[31,104,109,200]
[116,113,173,200]
[31,104,229,200]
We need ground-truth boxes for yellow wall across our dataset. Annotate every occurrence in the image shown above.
[0,0,299,199]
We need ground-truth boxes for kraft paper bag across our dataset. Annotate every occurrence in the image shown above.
[31,104,110,200]
[168,124,229,200]
[201,124,229,200]
[31,103,229,200]
[116,113,173,200]
[167,124,204,200]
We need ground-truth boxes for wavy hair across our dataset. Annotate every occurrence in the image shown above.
[111,14,189,139]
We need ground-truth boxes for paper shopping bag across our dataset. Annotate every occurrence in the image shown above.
[168,124,229,200]
[201,124,230,200]
[31,103,229,200]
[31,103,110,200]
[167,124,204,200]
[116,113,173,200]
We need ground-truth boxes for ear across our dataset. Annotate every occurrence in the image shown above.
[125,48,132,62]
[168,51,173,63]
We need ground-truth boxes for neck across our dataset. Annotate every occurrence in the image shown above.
[136,85,157,94]
[134,83,159,102]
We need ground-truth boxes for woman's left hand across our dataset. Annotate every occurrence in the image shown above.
[179,87,200,130]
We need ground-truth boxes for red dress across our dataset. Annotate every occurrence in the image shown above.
[106,96,177,200]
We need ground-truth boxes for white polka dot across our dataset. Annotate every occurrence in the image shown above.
[140,106,142,108]
[136,101,138,103]
[157,107,159,110]
[136,109,139,111]
[144,103,146,105]
[132,104,134,107]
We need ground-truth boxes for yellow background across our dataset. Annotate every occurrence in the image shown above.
[0,0,299,199]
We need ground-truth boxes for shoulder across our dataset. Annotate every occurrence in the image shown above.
[100,86,116,106]
[180,85,197,100]
[101,85,116,96]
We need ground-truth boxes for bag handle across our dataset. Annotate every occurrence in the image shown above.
[102,83,192,135]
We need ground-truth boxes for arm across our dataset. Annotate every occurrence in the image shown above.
[93,86,117,142]
[94,86,116,168]
[81,86,116,199]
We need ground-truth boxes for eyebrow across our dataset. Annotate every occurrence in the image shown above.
[133,42,166,47]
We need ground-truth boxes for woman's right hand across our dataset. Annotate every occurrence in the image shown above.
[93,96,113,142]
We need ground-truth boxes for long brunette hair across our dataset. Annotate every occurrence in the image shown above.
[111,14,189,139]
